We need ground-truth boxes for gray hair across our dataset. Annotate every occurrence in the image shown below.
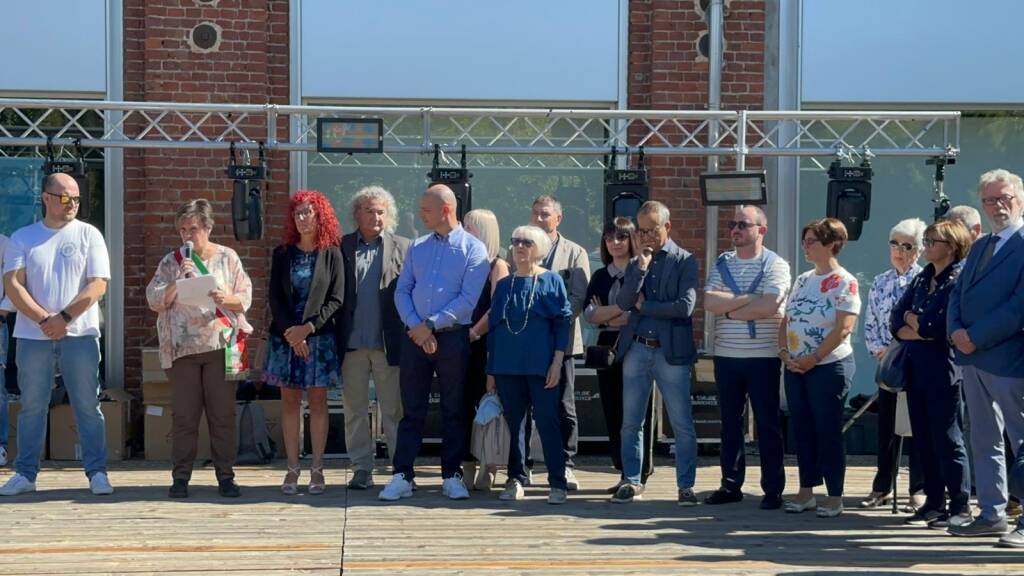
[638,200,671,226]
[889,217,926,251]
[532,195,563,216]
[350,185,397,233]
[511,225,551,264]
[947,205,982,231]
[977,168,1024,202]
[176,199,214,229]
[464,209,500,261]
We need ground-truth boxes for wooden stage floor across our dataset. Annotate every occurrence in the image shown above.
[0,457,1021,575]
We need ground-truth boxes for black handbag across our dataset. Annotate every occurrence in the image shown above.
[875,340,909,393]
[584,333,621,369]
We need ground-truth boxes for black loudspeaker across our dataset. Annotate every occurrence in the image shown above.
[427,144,472,220]
[604,147,648,221]
[826,160,872,241]
[231,179,264,241]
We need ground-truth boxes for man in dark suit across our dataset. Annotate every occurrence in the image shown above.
[339,186,410,490]
[947,169,1024,547]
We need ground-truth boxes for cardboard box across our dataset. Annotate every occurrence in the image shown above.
[142,381,173,406]
[144,404,211,461]
[142,348,169,384]
[49,396,132,461]
[7,401,47,462]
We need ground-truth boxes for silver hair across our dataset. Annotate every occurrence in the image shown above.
[889,217,926,251]
[947,205,982,231]
[532,195,563,216]
[350,185,397,233]
[977,168,1024,202]
[638,200,671,226]
[175,198,215,230]
[511,225,551,264]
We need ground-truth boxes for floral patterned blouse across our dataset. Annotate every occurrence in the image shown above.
[863,264,921,356]
[146,245,253,369]
[784,267,861,364]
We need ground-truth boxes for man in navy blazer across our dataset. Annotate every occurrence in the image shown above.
[947,168,1024,547]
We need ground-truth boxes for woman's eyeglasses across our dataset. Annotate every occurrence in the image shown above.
[801,237,821,247]
[922,237,950,248]
[603,231,631,242]
[510,238,535,248]
[888,239,915,252]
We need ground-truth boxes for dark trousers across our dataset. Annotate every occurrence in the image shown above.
[497,374,567,490]
[392,329,469,480]
[525,356,578,469]
[905,347,971,515]
[462,336,489,461]
[165,349,237,483]
[597,361,654,483]
[784,357,852,497]
[714,356,785,496]
[872,387,924,494]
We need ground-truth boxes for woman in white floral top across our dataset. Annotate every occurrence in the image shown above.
[860,218,925,509]
[779,218,861,518]
[146,199,253,499]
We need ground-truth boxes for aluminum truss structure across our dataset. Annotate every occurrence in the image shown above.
[0,99,960,167]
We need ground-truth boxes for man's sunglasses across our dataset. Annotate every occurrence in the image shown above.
[45,192,81,205]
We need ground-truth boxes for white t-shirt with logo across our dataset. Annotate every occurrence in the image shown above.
[3,220,110,340]
[784,267,861,364]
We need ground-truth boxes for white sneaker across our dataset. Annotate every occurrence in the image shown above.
[89,472,114,495]
[378,473,414,501]
[499,478,525,501]
[0,473,36,496]
[0,446,7,467]
[442,474,470,500]
[565,468,580,491]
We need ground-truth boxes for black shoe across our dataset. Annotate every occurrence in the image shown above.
[606,478,628,495]
[677,488,699,507]
[610,483,645,503]
[760,494,784,510]
[218,479,241,498]
[904,508,943,526]
[168,479,189,499]
[704,487,743,505]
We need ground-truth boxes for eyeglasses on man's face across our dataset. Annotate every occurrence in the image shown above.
[45,191,81,205]
[981,194,1017,207]
[727,220,758,231]
[888,239,915,252]
[510,237,535,248]
[636,226,662,238]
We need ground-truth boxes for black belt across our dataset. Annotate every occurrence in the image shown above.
[434,325,467,334]
[0,315,6,325]
[633,334,660,348]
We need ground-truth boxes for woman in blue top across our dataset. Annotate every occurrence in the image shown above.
[487,225,572,505]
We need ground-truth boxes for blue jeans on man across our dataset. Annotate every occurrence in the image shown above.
[0,325,8,450]
[621,341,696,488]
[14,336,107,481]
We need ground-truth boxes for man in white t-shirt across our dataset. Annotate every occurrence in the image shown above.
[0,232,10,467]
[703,205,792,510]
[0,173,112,496]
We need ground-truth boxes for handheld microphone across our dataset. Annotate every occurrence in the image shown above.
[182,241,195,278]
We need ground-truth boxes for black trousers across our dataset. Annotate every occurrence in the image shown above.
[392,329,469,480]
[872,387,924,494]
[714,356,785,496]
[597,360,654,483]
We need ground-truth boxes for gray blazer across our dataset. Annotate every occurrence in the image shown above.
[338,231,411,366]
[546,233,591,356]
[615,238,699,366]
[948,228,1024,377]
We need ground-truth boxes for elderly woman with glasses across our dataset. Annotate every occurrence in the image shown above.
[487,225,572,505]
[146,199,253,499]
[779,218,861,518]
[859,218,926,509]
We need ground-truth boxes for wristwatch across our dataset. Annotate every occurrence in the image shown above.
[59,310,73,323]
[425,319,436,332]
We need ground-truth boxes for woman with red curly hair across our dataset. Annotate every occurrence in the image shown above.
[265,190,346,495]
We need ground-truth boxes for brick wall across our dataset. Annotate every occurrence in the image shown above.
[122,0,290,392]
[628,0,765,342]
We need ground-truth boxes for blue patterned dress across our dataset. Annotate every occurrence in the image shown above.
[263,248,341,389]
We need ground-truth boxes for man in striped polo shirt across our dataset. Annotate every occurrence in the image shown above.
[703,205,792,510]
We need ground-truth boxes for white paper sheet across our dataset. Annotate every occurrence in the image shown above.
[176,275,217,309]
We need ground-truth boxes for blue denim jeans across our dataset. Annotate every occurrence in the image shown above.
[15,336,106,481]
[0,325,8,448]
[621,341,696,488]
